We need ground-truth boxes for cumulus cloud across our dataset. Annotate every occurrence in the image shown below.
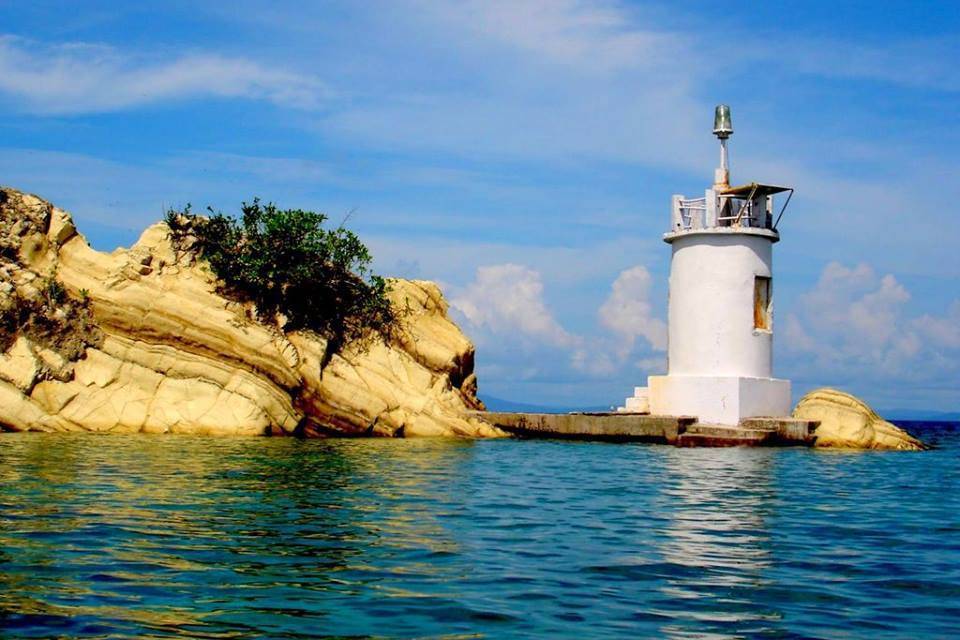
[598,265,666,353]
[913,300,960,350]
[784,262,958,387]
[451,262,667,383]
[451,259,957,408]
[572,265,666,376]
[798,262,912,352]
[0,35,326,114]
[451,264,574,347]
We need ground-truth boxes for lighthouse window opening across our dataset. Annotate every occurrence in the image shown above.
[754,276,772,331]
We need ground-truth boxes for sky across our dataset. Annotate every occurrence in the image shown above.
[0,0,957,412]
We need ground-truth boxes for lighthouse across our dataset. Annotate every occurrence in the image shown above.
[625,105,794,425]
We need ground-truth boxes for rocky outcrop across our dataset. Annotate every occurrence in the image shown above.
[0,187,502,437]
[793,388,926,450]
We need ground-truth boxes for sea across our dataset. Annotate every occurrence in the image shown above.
[0,422,957,639]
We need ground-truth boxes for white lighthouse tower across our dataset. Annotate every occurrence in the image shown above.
[627,105,794,425]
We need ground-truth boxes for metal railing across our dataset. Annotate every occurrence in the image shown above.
[677,197,706,230]
[672,184,793,233]
[673,193,774,231]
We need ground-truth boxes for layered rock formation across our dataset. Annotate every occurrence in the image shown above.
[794,388,926,450]
[0,187,502,437]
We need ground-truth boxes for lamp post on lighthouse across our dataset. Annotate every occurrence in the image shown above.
[624,105,794,425]
[714,103,732,187]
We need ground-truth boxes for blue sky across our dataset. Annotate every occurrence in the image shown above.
[1,1,957,411]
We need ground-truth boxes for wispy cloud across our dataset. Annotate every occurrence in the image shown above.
[322,0,706,170]
[419,0,683,73]
[0,35,328,114]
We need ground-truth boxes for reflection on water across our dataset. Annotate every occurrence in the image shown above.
[656,450,777,638]
[0,428,958,638]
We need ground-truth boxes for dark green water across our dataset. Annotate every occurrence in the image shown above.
[1,424,958,639]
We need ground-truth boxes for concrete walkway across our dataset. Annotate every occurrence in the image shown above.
[472,411,817,447]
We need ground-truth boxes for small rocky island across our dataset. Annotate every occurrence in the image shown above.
[0,187,501,438]
[0,186,924,450]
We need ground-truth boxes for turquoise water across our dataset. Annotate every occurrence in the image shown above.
[1,424,958,639]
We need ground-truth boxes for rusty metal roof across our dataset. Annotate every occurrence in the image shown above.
[719,182,792,197]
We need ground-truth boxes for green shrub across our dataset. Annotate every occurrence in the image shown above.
[43,277,67,306]
[166,199,397,355]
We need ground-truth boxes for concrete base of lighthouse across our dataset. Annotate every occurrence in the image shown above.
[647,375,791,426]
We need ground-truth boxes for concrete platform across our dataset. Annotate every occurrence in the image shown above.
[473,411,817,447]
[676,418,817,447]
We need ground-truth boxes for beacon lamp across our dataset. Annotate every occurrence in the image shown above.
[713,104,733,186]
[713,104,733,139]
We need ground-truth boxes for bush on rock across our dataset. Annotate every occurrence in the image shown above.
[165,200,396,357]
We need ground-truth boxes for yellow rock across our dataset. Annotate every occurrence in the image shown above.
[0,187,503,438]
[0,380,51,432]
[47,207,77,246]
[793,388,927,451]
[36,347,69,378]
[0,337,40,393]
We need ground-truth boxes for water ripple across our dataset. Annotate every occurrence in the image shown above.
[0,426,958,638]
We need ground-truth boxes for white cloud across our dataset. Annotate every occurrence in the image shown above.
[598,265,666,352]
[448,261,669,383]
[784,262,958,385]
[0,35,326,114]
[799,262,910,350]
[422,0,682,74]
[572,265,666,376]
[323,0,706,170]
[450,262,667,382]
[913,300,960,350]
[451,264,574,347]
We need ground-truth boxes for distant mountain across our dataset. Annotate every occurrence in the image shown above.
[480,395,612,414]
[880,409,960,421]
